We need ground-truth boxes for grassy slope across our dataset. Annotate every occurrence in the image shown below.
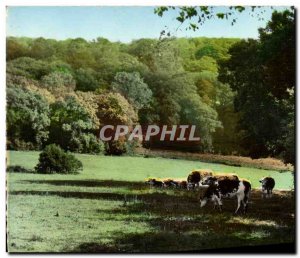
[7,151,294,189]
[7,151,295,252]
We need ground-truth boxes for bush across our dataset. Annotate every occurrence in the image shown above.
[104,138,141,156]
[104,140,127,156]
[6,165,35,173]
[69,134,104,154]
[35,144,83,174]
[125,139,141,156]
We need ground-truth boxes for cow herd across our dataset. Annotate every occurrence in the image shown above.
[144,169,276,214]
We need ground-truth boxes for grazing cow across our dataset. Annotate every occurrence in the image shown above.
[187,169,214,190]
[178,180,187,189]
[163,178,187,189]
[144,178,165,188]
[200,173,239,192]
[259,177,275,198]
[163,179,180,189]
[162,178,176,188]
[200,175,251,214]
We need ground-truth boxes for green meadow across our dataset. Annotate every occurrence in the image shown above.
[7,151,295,252]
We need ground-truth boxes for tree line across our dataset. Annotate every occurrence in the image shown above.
[6,9,295,165]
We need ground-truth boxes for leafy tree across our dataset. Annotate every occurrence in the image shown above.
[259,10,295,99]
[49,60,73,74]
[49,96,103,154]
[144,72,181,125]
[41,71,76,95]
[127,39,158,71]
[218,10,295,164]
[7,85,50,149]
[6,15,294,160]
[6,37,29,60]
[95,93,138,155]
[154,6,283,32]
[212,83,243,155]
[7,57,50,80]
[112,72,152,110]
[96,92,138,126]
[195,45,220,59]
[75,91,100,128]
[74,68,100,92]
[64,38,96,69]
[29,37,57,59]
[35,144,83,174]
[219,39,283,158]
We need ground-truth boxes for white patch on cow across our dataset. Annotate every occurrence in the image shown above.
[233,181,247,214]
[235,193,244,214]
[187,183,194,190]
[200,198,208,207]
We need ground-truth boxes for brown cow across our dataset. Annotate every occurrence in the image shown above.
[187,169,214,190]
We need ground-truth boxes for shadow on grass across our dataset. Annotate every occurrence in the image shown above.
[70,204,295,253]
[10,179,295,222]
[8,178,295,253]
[23,179,145,189]
[9,189,195,205]
[72,229,295,253]
[72,242,120,253]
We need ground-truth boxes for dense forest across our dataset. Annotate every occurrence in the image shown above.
[6,10,295,165]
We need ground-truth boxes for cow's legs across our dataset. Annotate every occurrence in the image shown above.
[235,199,241,214]
[211,195,222,211]
[242,197,249,213]
[269,189,273,198]
[213,199,217,209]
[217,197,223,211]
[242,201,247,213]
[235,193,244,214]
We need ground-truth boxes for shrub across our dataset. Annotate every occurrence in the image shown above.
[6,165,35,173]
[69,134,104,154]
[104,140,127,156]
[35,144,83,174]
[125,139,141,156]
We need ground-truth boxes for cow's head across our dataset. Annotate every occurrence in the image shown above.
[259,177,267,191]
[201,176,218,186]
[187,182,194,190]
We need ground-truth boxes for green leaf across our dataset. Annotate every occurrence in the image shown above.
[216,13,225,19]
[176,16,184,23]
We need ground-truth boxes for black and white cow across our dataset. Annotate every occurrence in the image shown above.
[200,175,251,214]
[259,177,275,198]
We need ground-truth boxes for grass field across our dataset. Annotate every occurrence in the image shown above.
[7,151,295,252]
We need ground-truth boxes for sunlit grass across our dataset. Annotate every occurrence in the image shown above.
[7,151,294,189]
[6,151,295,252]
